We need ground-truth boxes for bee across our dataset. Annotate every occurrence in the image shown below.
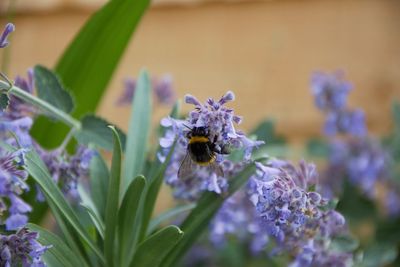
[178,126,229,179]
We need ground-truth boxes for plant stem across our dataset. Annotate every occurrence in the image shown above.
[0,80,81,130]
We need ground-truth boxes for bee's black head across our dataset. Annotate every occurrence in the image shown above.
[192,126,208,137]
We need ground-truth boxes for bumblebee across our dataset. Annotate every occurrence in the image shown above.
[178,126,229,179]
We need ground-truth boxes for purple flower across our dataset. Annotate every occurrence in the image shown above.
[0,23,15,48]
[0,227,50,266]
[248,159,352,266]
[385,189,400,217]
[35,145,96,200]
[209,189,269,254]
[116,74,176,106]
[310,71,352,111]
[0,149,30,230]
[160,91,263,200]
[116,79,136,106]
[321,138,389,198]
[324,109,366,137]
[153,75,175,105]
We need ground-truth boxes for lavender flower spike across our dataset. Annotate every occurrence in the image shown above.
[0,149,31,230]
[160,91,263,200]
[0,23,15,48]
[0,227,50,266]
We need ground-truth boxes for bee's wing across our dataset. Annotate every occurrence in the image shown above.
[178,152,196,179]
[209,161,224,178]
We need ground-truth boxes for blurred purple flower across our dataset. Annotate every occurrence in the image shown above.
[210,189,269,254]
[324,109,366,137]
[0,149,30,230]
[385,189,400,217]
[0,23,15,48]
[0,227,50,266]
[153,74,175,105]
[116,74,175,106]
[116,79,136,106]
[35,145,96,200]
[322,138,389,198]
[310,71,352,111]
[160,91,263,200]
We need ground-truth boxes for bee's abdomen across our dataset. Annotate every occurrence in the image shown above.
[188,141,214,164]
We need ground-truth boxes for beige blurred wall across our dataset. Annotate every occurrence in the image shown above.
[1,0,400,145]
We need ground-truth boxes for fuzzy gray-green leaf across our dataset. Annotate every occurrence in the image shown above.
[34,65,74,114]
[104,126,123,267]
[90,153,109,219]
[75,114,126,151]
[118,176,146,267]
[123,70,152,191]
[129,226,183,267]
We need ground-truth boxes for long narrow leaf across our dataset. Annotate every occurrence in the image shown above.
[139,142,176,241]
[21,147,105,264]
[118,176,146,267]
[123,70,152,192]
[104,126,123,267]
[79,185,105,239]
[32,0,150,148]
[27,223,85,267]
[147,203,196,235]
[129,226,184,267]
[46,198,90,266]
[161,163,257,267]
[90,153,109,219]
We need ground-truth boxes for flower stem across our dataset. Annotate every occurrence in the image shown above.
[0,80,81,130]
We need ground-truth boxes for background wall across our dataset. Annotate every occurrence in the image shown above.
[1,0,400,213]
[1,0,399,145]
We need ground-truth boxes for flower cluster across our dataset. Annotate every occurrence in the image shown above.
[311,71,366,137]
[117,74,175,106]
[159,91,263,200]
[0,227,50,266]
[248,160,353,266]
[35,145,95,200]
[312,71,400,216]
[0,149,30,230]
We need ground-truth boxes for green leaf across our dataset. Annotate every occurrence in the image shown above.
[123,70,152,190]
[19,146,105,264]
[148,203,196,235]
[46,197,90,266]
[78,185,105,239]
[118,176,146,267]
[90,153,110,219]
[34,65,74,114]
[56,0,150,117]
[27,223,86,267]
[250,119,285,145]
[129,226,184,267]
[75,114,126,151]
[0,93,9,111]
[32,0,150,149]
[330,235,359,253]
[161,163,257,267]
[104,126,123,267]
[139,142,176,241]
[306,138,329,158]
[359,243,398,267]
